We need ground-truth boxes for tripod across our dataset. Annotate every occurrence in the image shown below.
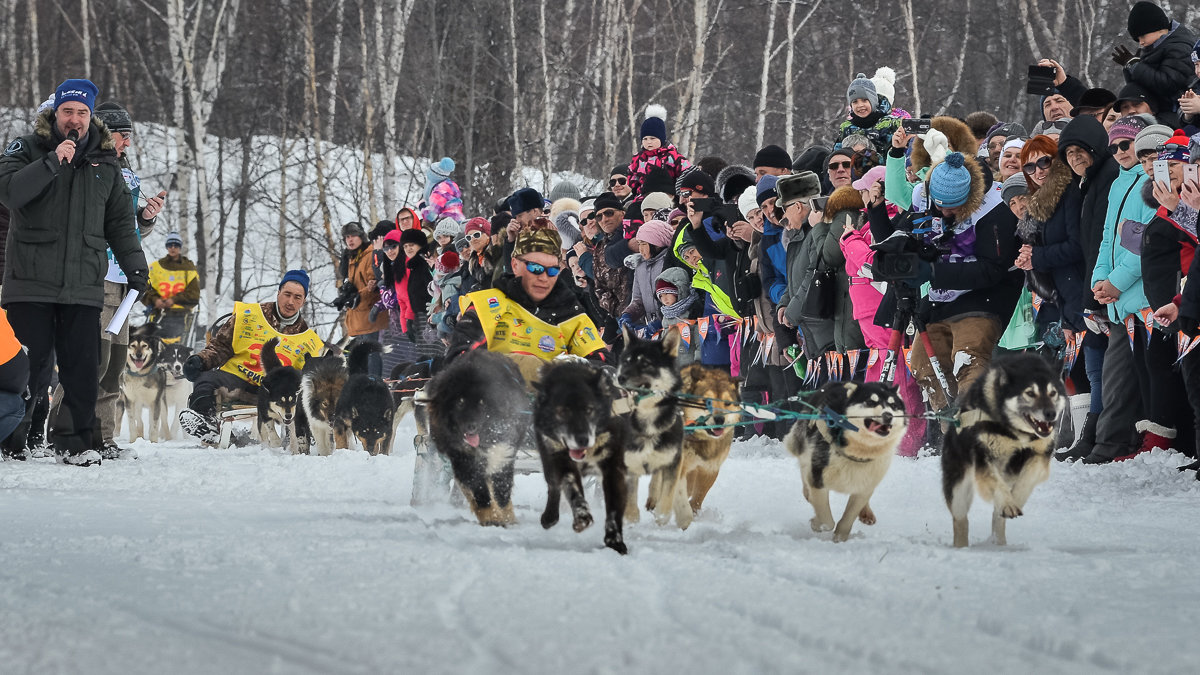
[878,282,953,412]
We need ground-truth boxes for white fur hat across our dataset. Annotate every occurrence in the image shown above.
[738,185,760,220]
[872,67,897,105]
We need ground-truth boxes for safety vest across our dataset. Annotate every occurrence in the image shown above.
[459,288,604,361]
[0,309,21,364]
[219,302,324,385]
[148,261,199,307]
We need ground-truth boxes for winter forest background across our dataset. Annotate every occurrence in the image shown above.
[1,0,1197,336]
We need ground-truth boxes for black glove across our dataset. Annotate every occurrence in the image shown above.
[126,269,149,297]
[1111,44,1136,67]
[368,303,383,323]
[183,355,205,382]
[332,282,359,310]
[1180,315,1199,338]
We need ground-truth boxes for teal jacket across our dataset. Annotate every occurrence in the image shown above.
[1091,163,1155,321]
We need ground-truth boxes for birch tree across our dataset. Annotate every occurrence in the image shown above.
[369,0,418,211]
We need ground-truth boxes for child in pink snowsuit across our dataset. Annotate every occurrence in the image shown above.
[627,104,690,198]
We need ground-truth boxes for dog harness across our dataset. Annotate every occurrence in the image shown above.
[459,288,604,361]
[219,302,324,386]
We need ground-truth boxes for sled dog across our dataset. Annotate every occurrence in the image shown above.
[256,337,309,453]
[301,353,349,456]
[784,381,907,542]
[123,326,167,443]
[333,340,394,455]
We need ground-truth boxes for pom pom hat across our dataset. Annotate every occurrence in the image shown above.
[928,152,972,208]
[640,104,668,143]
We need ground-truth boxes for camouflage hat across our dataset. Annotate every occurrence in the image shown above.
[512,218,562,257]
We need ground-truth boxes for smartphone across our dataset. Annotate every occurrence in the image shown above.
[1026,65,1057,96]
[1154,159,1171,187]
[811,196,829,212]
[1185,163,1198,186]
[690,197,717,214]
[902,118,931,135]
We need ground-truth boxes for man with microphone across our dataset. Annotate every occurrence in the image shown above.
[0,78,149,466]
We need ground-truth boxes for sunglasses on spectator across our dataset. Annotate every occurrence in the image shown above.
[609,176,628,186]
[1107,140,1133,155]
[519,258,561,277]
[466,231,486,240]
[383,241,400,250]
[1022,156,1053,173]
[678,189,692,198]
[828,160,852,171]
[166,243,181,249]
[596,208,618,219]
[669,217,684,227]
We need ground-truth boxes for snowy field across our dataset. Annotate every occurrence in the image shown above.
[2,422,1199,675]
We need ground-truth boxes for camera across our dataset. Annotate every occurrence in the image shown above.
[869,229,944,283]
[901,117,931,135]
[692,197,744,232]
[332,281,359,310]
[1026,65,1057,96]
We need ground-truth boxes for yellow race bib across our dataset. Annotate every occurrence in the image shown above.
[219,302,324,385]
[460,289,603,361]
[148,261,198,302]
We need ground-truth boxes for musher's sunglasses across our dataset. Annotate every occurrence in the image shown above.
[519,258,561,277]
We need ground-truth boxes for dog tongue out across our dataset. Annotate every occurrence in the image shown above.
[463,433,480,448]
[569,448,587,461]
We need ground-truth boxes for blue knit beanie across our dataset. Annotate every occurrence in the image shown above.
[280,269,310,294]
[928,153,972,209]
[756,174,779,206]
[55,78,98,111]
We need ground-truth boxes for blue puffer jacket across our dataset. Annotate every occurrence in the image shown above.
[759,217,787,304]
[1091,163,1155,321]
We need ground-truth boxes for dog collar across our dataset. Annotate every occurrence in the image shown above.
[834,447,873,463]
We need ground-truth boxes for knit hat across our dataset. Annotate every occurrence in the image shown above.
[513,219,562,257]
[1030,118,1070,138]
[1114,83,1156,113]
[1108,115,1153,143]
[508,187,545,216]
[1128,1,1170,39]
[776,171,822,207]
[640,104,668,143]
[677,168,716,197]
[1158,129,1192,162]
[548,180,582,202]
[433,216,464,240]
[165,232,183,247]
[1134,124,1174,156]
[399,228,429,251]
[436,251,460,273]
[593,192,624,212]
[553,210,581,249]
[54,78,98,111]
[93,101,132,133]
[667,208,684,223]
[738,185,760,219]
[636,219,674,248]
[1003,138,1027,154]
[752,144,792,170]
[36,95,54,114]
[655,279,679,298]
[610,164,630,177]
[871,67,897,105]
[280,269,310,294]
[851,165,887,191]
[846,73,879,110]
[928,153,972,208]
[383,229,403,244]
[341,221,366,239]
[985,122,1028,146]
[464,216,492,236]
[641,192,674,214]
[369,219,396,240]
[715,164,756,202]
[755,174,779,206]
[1001,173,1028,204]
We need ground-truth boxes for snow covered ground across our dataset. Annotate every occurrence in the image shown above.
[2,424,1198,675]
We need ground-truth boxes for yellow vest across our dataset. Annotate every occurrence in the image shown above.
[148,261,199,307]
[219,302,324,385]
[459,288,604,361]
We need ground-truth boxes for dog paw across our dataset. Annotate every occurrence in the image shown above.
[644,497,657,511]
[832,529,852,543]
[858,506,877,526]
[572,511,593,532]
[653,511,672,527]
[540,511,559,530]
[810,517,833,533]
[1000,505,1023,519]
[605,535,628,555]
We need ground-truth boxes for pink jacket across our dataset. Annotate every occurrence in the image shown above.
[839,221,891,349]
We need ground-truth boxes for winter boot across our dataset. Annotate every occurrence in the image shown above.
[1056,412,1098,462]
[99,440,138,461]
[178,408,220,447]
[61,449,102,467]
[1114,421,1177,462]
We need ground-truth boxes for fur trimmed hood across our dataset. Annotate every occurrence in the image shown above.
[33,108,117,152]
[1024,159,1075,223]
[823,185,865,222]
[910,116,975,174]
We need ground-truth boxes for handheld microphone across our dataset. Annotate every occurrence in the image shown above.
[61,129,79,165]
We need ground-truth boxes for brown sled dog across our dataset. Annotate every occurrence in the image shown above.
[647,364,741,530]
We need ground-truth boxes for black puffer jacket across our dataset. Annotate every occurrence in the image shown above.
[1057,116,1119,313]
[1125,23,1198,116]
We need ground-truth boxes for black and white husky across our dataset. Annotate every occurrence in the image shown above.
[941,354,1066,548]
[122,326,167,443]
[157,343,193,440]
[784,381,908,542]
[534,360,630,554]
[617,325,686,527]
[333,340,394,455]
[425,349,530,526]
[256,337,309,453]
[301,353,349,456]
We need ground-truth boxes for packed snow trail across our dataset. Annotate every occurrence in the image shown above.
[2,431,1198,675]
